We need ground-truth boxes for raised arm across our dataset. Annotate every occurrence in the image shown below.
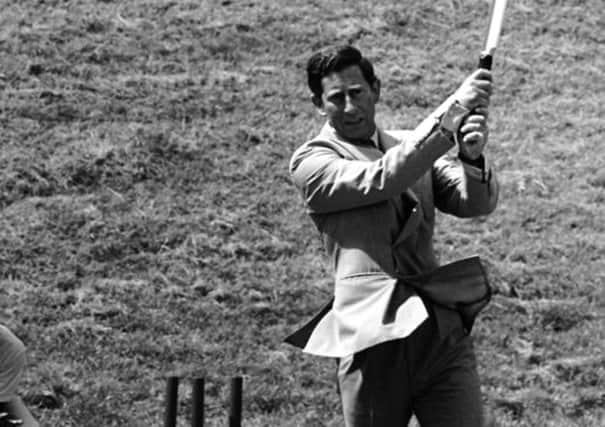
[289,130,454,214]
[291,68,494,214]
[432,154,499,217]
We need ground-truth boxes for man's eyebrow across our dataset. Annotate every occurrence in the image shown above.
[325,84,363,96]
[325,89,345,97]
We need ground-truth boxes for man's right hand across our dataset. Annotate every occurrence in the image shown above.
[453,69,493,110]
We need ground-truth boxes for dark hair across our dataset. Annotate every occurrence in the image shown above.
[306,45,378,98]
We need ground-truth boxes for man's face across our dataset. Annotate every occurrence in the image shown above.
[314,65,380,142]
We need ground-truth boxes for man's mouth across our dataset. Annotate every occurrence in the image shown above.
[344,118,363,126]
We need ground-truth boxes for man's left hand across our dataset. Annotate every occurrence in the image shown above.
[457,107,489,160]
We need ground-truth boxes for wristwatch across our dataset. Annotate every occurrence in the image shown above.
[437,101,470,143]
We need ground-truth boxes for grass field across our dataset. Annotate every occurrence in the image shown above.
[1,0,604,426]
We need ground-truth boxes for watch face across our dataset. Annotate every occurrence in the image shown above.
[441,111,457,132]
[442,102,470,132]
[451,103,469,117]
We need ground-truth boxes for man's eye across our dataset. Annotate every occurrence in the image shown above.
[329,94,345,103]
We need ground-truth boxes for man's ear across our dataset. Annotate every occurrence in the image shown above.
[311,94,327,116]
[371,79,381,103]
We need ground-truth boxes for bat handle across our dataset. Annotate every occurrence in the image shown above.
[456,52,494,148]
[478,52,493,70]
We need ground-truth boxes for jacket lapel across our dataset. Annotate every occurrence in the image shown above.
[317,123,382,161]
[317,123,423,243]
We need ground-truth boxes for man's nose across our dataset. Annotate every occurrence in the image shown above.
[344,96,357,113]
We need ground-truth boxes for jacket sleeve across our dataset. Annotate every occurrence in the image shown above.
[432,155,499,217]
[289,119,454,214]
[0,325,26,402]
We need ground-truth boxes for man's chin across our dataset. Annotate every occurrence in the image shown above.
[338,127,373,142]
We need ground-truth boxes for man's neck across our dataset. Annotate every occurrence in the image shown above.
[331,125,379,148]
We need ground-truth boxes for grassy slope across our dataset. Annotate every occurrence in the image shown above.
[1,0,603,425]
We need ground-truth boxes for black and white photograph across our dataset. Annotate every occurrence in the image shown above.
[1,0,603,425]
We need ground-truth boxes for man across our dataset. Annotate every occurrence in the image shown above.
[1,325,39,427]
[287,45,498,426]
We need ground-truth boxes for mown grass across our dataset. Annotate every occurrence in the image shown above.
[1,0,604,426]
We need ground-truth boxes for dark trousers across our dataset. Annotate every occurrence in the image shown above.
[337,311,484,427]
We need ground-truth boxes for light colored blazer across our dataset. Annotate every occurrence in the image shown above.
[288,119,499,357]
[0,325,25,402]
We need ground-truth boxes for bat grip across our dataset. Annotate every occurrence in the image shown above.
[456,52,493,148]
[478,52,493,70]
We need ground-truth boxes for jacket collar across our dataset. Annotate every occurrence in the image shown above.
[316,122,401,159]
[315,122,421,214]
